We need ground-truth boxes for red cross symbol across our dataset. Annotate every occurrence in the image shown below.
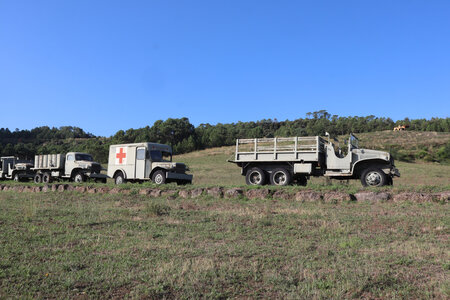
[116,148,126,164]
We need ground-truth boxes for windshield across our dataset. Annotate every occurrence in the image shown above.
[349,134,359,149]
[75,154,93,161]
[150,150,172,162]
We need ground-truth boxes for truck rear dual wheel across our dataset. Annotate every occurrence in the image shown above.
[34,174,42,184]
[361,168,387,187]
[42,172,52,184]
[245,168,267,185]
[270,168,292,186]
[295,175,308,186]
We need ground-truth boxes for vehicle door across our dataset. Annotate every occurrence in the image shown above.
[325,144,352,171]
[135,147,146,179]
[65,154,75,176]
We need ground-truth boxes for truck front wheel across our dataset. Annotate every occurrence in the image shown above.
[73,172,85,183]
[270,168,292,186]
[13,173,20,182]
[361,168,386,187]
[152,170,166,185]
[245,167,267,185]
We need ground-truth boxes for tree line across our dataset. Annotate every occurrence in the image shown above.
[1,111,449,163]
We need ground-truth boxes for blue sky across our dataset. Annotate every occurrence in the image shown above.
[1,0,449,137]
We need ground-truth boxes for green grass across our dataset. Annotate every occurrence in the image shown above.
[0,191,448,299]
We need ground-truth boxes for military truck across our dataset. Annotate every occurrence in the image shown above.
[0,156,34,181]
[32,152,107,183]
[107,142,193,185]
[229,134,400,187]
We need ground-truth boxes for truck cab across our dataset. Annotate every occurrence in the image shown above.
[0,156,34,181]
[324,134,400,186]
[107,142,193,185]
[64,152,105,182]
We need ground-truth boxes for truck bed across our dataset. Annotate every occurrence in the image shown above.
[231,136,326,163]
[33,154,64,170]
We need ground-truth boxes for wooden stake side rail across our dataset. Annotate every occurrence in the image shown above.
[234,136,326,162]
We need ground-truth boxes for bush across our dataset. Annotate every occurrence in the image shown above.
[145,202,171,216]
[436,141,450,163]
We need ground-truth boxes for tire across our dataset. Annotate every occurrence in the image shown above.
[42,172,52,184]
[152,170,166,185]
[387,176,393,186]
[114,172,125,185]
[73,172,85,183]
[245,167,267,186]
[360,168,387,187]
[296,175,308,186]
[270,168,292,186]
[34,174,42,184]
[101,178,107,184]
[13,173,20,182]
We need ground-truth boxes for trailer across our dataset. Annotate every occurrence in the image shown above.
[229,134,400,187]
[32,152,107,183]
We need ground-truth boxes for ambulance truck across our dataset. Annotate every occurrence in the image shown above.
[107,142,193,185]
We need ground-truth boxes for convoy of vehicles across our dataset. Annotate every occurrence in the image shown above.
[0,142,193,185]
[32,152,107,183]
[228,134,400,187]
[0,134,399,187]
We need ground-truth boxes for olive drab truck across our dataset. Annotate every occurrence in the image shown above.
[0,156,34,181]
[32,152,107,183]
[229,134,400,187]
[107,142,193,185]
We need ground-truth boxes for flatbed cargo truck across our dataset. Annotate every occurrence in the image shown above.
[229,134,400,187]
[32,152,107,183]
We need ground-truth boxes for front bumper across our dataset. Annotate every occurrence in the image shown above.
[391,167,401,177]
[166,172,193,182]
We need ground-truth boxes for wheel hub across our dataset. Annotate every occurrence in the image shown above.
[249,171,261,184]
[155,174,163,184]
[366,171,381,186]
[273,171,287,185]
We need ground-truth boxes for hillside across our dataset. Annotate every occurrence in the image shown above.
[174,131,450,186]
[340,130,450,162]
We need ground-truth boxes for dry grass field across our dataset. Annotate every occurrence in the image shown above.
[0,191,448,299]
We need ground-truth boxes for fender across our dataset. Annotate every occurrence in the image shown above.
[113,168,128,179]
[150,167,165,179]
[351,158,391,176]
